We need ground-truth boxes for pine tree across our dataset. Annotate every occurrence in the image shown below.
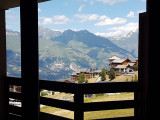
[109,68,116,80]
[100,68,106,81]
[78,73,85,83]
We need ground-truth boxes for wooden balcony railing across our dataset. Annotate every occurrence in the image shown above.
[6,76,138,120]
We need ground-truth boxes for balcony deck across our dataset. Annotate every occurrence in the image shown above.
[7,76,138,120]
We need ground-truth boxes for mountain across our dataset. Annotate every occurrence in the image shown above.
[53,29,135,55]
[38,26,62,40]
[6,29,20,36]
[6,27,136,80]
[108,31,138,57]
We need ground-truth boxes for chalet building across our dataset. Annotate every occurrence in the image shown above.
[129,58,138,66]
[90,69,102,78]
[72,68,102,81]
[114,64,135,76]
[109,56,138,76]
[114,65,127,75]
[72,68,90,81]
[110,59,126,68]
[109,56,127,68]
[109,56,120,63]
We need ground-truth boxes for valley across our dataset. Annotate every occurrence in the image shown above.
[6,26,137,80]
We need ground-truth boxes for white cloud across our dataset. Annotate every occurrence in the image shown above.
[53,15,69,24]
[99,15,109,20]
[137,10,146,13]
[96,0,127,5]
[109,22,138,32]
[126,11,136,18]
[89,14,99,20]
[42,18,53,25]
[78,5,85,12]
[38,8,42,12]
[95,31,122,38]
[75,14,99,22]
[41,15,69,25]
[95,17,126,26]
[95,22,138,38]
[75,14,126,26]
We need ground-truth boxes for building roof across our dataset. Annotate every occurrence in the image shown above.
[72,68,89,75]
[0,0,49,9]
[127,63,135,66]
[109,56,120,60]
[115,65,127,69]
[94,70,102,73]
[128,58,138,63]
[72,68,102,75]
[76,68,89,73]
[112,59,125,63]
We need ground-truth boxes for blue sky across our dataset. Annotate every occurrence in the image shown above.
[6,0,146,37]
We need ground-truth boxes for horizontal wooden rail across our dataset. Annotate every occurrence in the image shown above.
[94,116,135,120]
[40,80,75,94]
[9,113,22,120]
[40,112,73,120]
[9,105,22,115]
[83,100,135,112]
[40,97,74,111]
[6,77,138,94]
[39,79,138,94]
[9,91,21,100]
[5,76,21,86]
[76,82,137,94]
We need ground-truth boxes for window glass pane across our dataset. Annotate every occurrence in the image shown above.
[38,0,146,82]
[6,7,21,77]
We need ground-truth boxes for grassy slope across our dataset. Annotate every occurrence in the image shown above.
[111,71,138,82]
[41,93,134,119]
[87,71,138,83]
[84,109,134,120]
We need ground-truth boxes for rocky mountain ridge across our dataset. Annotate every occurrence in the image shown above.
[6,26,136,80]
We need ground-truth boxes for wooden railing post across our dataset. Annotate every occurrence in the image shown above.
[0,8,8,120]
[20,0,39,120]
[74,84,84,120]
[136,12,149,120]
